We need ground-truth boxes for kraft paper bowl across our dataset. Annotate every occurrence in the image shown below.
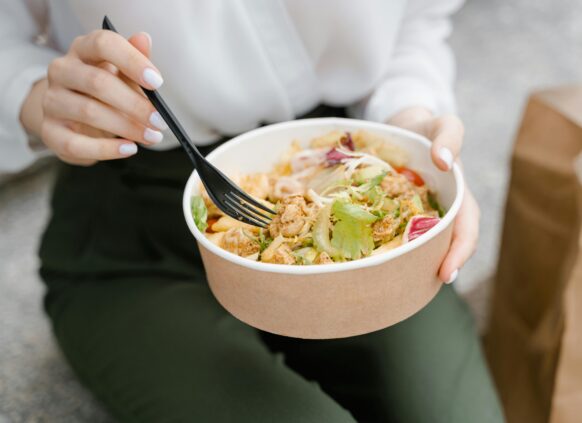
[183,118,464,339]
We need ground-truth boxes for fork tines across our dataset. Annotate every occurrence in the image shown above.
[224,192,273,228]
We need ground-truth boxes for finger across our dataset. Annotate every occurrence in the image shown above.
[58,155,98,167]
[42,119,139,162]
[92,31,151,92]
[438,191,480,282]
[47,57,166,130]
[429,114,464,172]
[97,61,118,75]
[66,120,112,139]
[71,30,163,90]
[128,32,151,58]
[119,73,149,100]
[44,87,163,145]
[121,32,153,96]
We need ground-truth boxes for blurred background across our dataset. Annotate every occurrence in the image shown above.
[1,0,581,421]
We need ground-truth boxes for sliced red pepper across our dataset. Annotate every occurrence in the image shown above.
[394,166,425,186]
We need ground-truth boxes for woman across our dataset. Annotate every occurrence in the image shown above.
[1,1,503,422]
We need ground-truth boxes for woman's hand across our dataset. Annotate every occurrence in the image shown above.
[389,106,480,284]
[20,30,167,166]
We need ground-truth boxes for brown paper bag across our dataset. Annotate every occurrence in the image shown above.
[550,155,582,423]
[484,86,582,423]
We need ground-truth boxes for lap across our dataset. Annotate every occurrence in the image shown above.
[47,277,503,423]
[262,285,505,423]
[44,274,503,423]
[46,277,355,423]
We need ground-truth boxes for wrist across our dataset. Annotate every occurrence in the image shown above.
[19,78,48,140]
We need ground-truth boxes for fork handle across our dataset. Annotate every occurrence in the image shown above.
[102,16,203,167]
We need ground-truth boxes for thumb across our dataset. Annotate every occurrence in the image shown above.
[429,114,464,172]
[128,32,152,58]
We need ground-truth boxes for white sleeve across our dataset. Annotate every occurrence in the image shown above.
[0,1,59,174]
[362,0,464,123]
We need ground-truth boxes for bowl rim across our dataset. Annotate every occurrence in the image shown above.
[183,117,464,275]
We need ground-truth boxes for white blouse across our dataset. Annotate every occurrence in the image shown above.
[0,0,462,174]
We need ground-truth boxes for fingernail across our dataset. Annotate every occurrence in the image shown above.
[438,147,453,171]
[141,32,152,49]
[119,143,138,156]
[149,111,168,130]
[142,67,163,89]
[445,269,459,284]
[144,128,163,144]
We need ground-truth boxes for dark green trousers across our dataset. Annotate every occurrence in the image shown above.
[39,140,504,423]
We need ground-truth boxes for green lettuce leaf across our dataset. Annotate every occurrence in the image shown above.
[331,200,379,260]
[191,195,208,232]
[313,204,337,257]
[367,171,387,189]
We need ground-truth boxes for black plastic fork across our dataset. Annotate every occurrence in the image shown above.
[102,16,274,228]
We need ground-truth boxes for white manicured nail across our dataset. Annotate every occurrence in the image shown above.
[144,128,163,144]
[119,143,138,156]
[141,32,152,49]
[438,147,453,170]
[149,111,168,130]
[142,68,163,89]
[446,269,459,284]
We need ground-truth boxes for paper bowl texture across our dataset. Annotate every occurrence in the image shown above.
[183,118,464,339]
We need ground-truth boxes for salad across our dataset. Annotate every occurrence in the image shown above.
[191,130,445,265]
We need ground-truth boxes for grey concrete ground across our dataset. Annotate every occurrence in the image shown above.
[1,0,581,421]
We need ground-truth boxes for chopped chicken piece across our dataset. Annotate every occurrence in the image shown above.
[220,228,260,257]
[303,202,321,221]
[380,172,414,197]
[269,195,312,238]
[314,252,334,264]
[261,243,296,265]
[372,214,402,243]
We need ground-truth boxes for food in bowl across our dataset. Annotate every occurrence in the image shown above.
[183,118,463,338]
[191,130,445,265]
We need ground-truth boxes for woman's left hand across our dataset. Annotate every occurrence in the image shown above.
[389,106,480,284]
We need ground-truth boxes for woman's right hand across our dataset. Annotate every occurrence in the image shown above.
[20,30,167,166]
